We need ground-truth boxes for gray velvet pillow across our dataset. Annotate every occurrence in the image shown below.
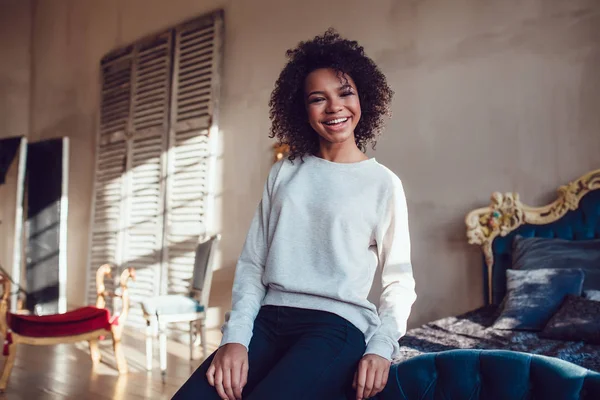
[493,268,584,331]
[512,236,600,292]
[584,290,600,301]
[540,294,600,344]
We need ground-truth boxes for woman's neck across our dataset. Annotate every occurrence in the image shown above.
[317,141,368,164]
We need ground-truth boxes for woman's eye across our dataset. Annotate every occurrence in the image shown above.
[341,91,354,97]
[309,98,324,104]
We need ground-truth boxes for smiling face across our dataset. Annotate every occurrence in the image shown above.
[304,68,361,148]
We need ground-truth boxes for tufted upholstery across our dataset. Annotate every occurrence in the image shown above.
[377,349,600,400]
[488,189,600,305]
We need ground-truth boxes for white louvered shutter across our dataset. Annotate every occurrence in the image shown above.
[161,12,223,338]
[122,32,173,328]
[88,12,223,336]
[87,49,132,305]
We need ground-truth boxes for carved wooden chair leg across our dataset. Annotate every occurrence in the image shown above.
[105,266,134,376]
[192,320,202,347]
[112,328,128,374]
[89,339,101,366]
[0,341,17,392]
[189,321,195,361]
[145,320,153,371]
[159,321,167,382]
[200,319,208,360]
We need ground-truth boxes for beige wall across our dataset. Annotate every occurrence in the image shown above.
[0,0,599,330]
[0,0,32,284]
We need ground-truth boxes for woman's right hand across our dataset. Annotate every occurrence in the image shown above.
[206,343,249,400]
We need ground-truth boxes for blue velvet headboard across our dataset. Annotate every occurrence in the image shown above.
[466,169,600,305]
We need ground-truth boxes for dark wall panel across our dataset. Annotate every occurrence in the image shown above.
[25,139,64,314]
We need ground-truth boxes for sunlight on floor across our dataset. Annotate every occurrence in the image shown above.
[0,327,223,399]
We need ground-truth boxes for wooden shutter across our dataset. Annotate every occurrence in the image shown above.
[123,32,173,328]
[87,32,172,324]
[98,48,133,145]
[161,12,223,338]
[87,11,223,335]
[87,49,132,305]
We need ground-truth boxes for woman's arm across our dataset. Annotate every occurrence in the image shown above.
[209,164,281,400]
[220,162,282,350]
[366,176,417,360]
[354,176,417,399]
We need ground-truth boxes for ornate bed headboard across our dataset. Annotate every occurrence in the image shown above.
[465,169,600,305]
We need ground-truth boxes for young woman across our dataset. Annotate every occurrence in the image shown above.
[173,29,416,400]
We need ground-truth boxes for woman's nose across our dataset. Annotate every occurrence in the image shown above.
[326,99,342,114]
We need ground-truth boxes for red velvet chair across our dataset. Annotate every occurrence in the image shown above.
[0,265,135,391]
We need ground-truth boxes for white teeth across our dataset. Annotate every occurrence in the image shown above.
[324,117,348,125]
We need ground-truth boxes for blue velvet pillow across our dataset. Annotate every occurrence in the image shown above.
[512,236,600,292]
[540,294,600,344]
[493,268,584,331]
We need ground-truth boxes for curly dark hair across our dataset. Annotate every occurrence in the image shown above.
[268,28,394,161]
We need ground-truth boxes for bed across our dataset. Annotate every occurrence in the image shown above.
[395,168,600,372]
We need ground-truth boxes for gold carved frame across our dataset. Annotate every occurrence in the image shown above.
[0,265,135,391]
[465,169,600,303]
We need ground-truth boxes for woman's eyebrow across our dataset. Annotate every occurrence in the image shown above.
[307,85,354,97]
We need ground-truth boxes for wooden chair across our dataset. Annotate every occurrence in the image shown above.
[141,234,220,378]
[0,265,135,392]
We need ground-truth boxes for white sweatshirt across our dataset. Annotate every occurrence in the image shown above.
[220,154,416,360]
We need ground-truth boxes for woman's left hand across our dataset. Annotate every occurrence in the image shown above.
[352,354,391,399]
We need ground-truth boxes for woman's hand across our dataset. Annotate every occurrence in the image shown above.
[206,343,249,400]
[352,354,391,399]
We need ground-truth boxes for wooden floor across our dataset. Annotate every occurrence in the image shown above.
[0,328,222,399]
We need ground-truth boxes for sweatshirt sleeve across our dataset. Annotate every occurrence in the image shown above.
[365,176,417,360]
[219,163,281,350]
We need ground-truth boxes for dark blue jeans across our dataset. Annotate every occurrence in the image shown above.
[172,305,366,399]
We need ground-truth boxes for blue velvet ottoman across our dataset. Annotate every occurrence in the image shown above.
[376,349,600,400]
